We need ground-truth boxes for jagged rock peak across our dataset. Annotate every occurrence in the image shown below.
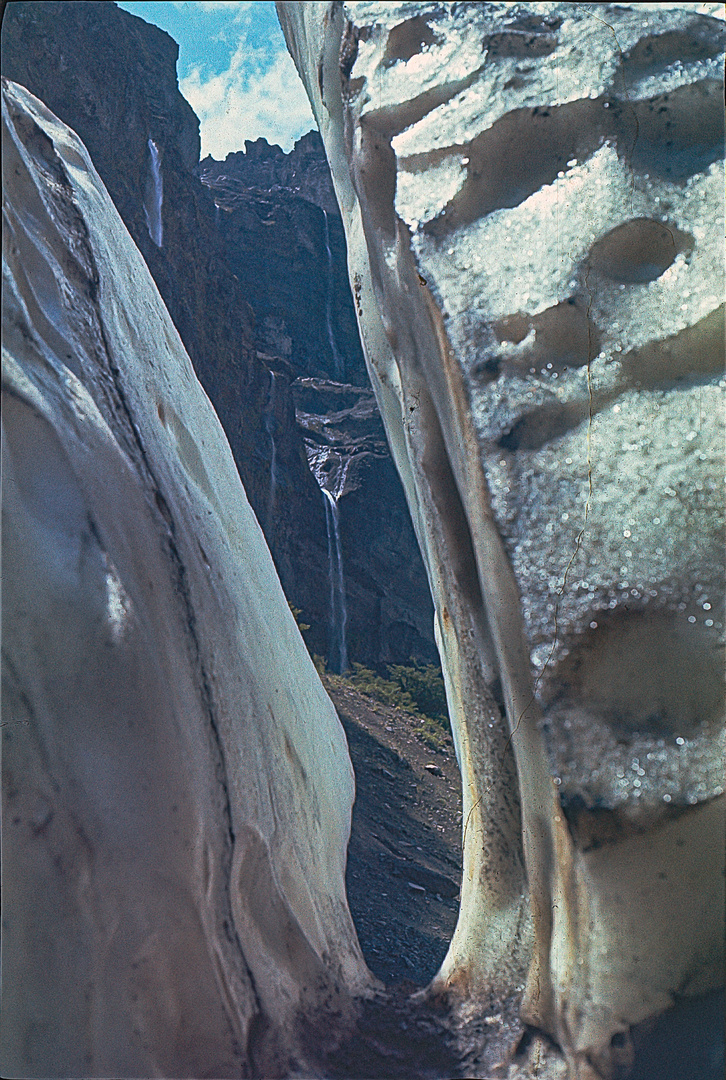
[1,0,201,174]
[199,128,340,215]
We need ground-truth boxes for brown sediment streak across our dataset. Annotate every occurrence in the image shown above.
[416,253,573,1030]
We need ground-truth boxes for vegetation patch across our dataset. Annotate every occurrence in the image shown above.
[292,603,451,752]
[316,656,452,752]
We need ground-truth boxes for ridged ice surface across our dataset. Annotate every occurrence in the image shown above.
[280,4,724,1072]
[345,0,725,811]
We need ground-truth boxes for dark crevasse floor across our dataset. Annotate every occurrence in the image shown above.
[327,676,724,1079]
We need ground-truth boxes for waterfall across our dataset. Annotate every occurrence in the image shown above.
[304,443,351,671]
[144,138,163,247]
[265,371,278,527]
[322,209,344,382]
[322,487,348,673]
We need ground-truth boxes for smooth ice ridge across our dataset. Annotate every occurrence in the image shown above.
[1,78,371,1079]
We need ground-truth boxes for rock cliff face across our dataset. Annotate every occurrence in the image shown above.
[201,130,340,216]
[279,2,725,1076]
[294,379,437,665]
[199,136,368,386]
[1,0,435,670]
[1,77,371,1077]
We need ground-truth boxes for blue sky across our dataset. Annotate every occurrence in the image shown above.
[116,1,316,158]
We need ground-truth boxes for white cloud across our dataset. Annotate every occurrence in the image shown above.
[173,1,254,12]
[180,40,316,156]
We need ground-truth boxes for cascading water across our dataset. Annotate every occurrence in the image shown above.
[144,138,163,247]
[306,446,351,673]
[265,371,279,528]
[322,487,349,674]
[322,209,344,382]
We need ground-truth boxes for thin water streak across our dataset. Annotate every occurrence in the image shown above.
[322,486,349,673]
[144,138,163,247]
[266,371,279,528]
[323,209,344,381]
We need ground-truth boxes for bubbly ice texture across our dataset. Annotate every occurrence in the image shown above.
[279,2,725,1072]
[355,0,726,811]
[415,147,724,668]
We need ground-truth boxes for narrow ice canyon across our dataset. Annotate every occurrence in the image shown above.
[1,2,725,1079]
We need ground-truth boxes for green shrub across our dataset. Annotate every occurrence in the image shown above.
[340,660,451,745]
[417,717,449,752]
[287,601,450,738]
[347,663,418,712]
[386,661,449,731]
[288,603,311,633]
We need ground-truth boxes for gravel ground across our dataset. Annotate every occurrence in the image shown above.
[324,677,463,989]
[320,676,724,1080]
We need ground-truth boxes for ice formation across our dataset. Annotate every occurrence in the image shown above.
[1,78,371,1078]
[278,4,725,1076]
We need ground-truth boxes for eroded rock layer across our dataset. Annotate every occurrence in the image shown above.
[1,78,371,1078]
[278,3,725,1076]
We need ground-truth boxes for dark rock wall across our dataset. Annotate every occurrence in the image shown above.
[294,381,437,665]
[200,131,340,215]
[1,0,435,668]
[200,137,368,386]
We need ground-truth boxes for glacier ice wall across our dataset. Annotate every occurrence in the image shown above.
[1,78,371,1078]
[277,5,725,1077]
